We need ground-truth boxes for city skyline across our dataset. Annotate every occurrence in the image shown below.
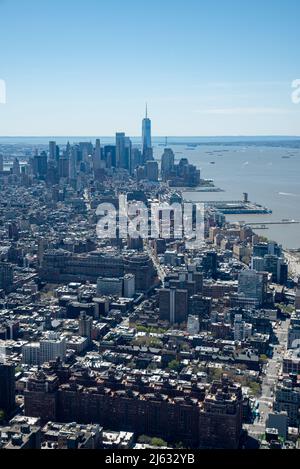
[1,0,300,456]
[0,0,300,136]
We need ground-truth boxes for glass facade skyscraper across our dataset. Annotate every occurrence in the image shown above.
[142,104,152,159]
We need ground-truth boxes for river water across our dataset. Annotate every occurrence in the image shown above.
[160,144,300,250]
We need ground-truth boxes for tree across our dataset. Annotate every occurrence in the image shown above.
[249,381,261,397]
[136,326,148,333]
[208,367,223,382]
[242,256,251,266]
[138,435,152,445]
[180,342,191,352]
[167,360,184,373]
[0,410,5,423]
[260,354,268,363]
[151,438,168,448]
[132,336,162,348]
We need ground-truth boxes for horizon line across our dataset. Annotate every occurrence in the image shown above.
[1,135,300,139]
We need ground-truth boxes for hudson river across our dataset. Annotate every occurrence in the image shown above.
[164,144,300,250]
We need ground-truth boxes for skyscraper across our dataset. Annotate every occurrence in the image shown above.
[78,311,93,344]
[49,141,57,161]
[124,137,132,173]
[142,104,153,160]
[103,145,116,168]
[40,334,66,365]
[146,160,159,182]
[69,147,78,181]
[12,158,21,177]
[116,132,126,169]
[0,263,14,292]
[93,138,103,173]
[0,363,16,416]
[131,148,143,174]
[33,151,48,179]
[238,270,267,306]
[159,287,188,324]
[161,148,175,181]
[116,133,132,171]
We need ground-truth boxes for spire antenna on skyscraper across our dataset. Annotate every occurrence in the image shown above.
[145,102,148,119]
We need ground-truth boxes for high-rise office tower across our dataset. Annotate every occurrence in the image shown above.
[95,138,101,158]
[22,343,40,366]
[49,141,57,161]
[202,251,218,279]
[131,148,143,174]
[38,237,46,267]
[124,137,132,172]
[33,151,48,179]
[123,274,135,298]
[159,287,188,324]
[251,256,265,272]
[69,147,78,181]
[93,138,103,173]
[238,270,267,306]
[78,311,93,344]
[40,334,66,365]
[263,255,282,284]
[146,160,159,182]
[161,148,175,181]
[0,263,14,292]
[8,222,19,241]
[116,133,132,171]
[142,104,153,160]
[103,145,116,168]
[253,241,282,258]
[234,314,245,341]
[46,160,59,185]
[58,149,70,179]
[12,158,21,177]
[0,363,16,416]
[116,132,126,169]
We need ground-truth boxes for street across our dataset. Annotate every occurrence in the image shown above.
[244,320,289,439]
[284,250,300,278]
[145,243,167,286]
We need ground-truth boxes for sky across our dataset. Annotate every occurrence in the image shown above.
[0,0,300,136]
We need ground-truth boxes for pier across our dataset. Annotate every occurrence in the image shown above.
[243,220,300,228]
[183,199,272,215]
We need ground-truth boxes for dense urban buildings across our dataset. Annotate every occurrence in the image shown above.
[0,110,299,452]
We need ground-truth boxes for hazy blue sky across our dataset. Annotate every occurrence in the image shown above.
[0,0,300,136]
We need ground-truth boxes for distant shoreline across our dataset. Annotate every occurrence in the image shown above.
[1,136,300,149]
[1,135,300,140]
